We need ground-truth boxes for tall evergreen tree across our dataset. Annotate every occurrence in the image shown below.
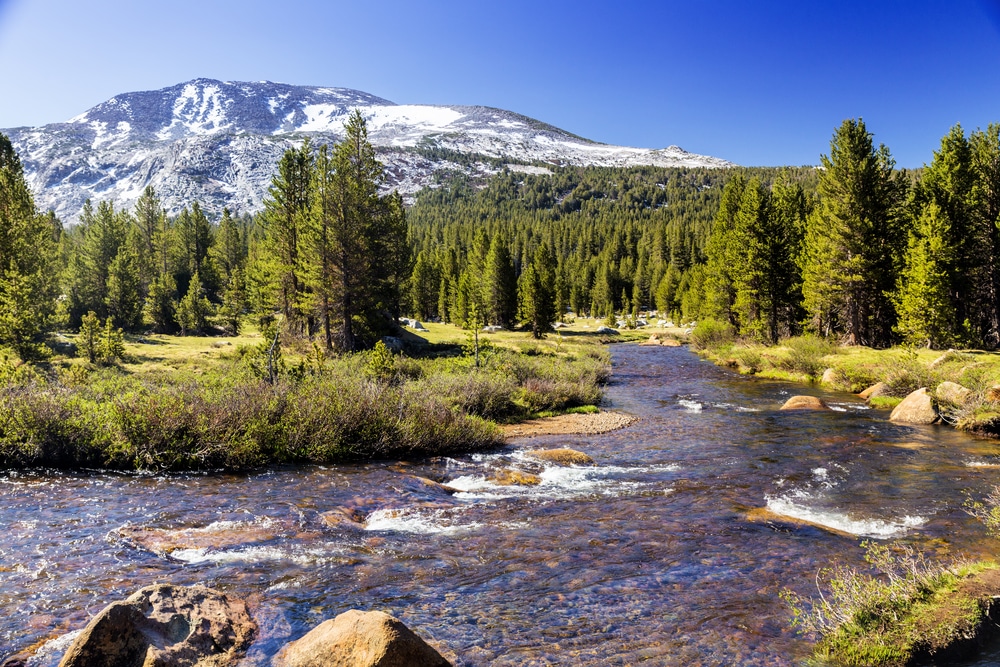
[800,119,906,347]
[894,201,956,347]
[0,133,59,359]
[482,235,518,328]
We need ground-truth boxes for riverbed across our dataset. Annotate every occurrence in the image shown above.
[4,344,1000,665]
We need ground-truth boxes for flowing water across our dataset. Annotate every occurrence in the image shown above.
[4,344,1000,666]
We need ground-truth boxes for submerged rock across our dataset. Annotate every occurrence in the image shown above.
[409,476,459,495]
[58,584,255,667]
[116,519,287,556]
[859,382,890,400]
[320,507,367,530]
[889,387,939,425]
[936,381,973,407]
[779,396,829,411]
[525,447,595,466]
[277,609,451,667]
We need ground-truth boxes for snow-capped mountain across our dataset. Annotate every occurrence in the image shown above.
[3,78,734,222]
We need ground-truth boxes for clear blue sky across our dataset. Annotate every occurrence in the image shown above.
[1,0,998,168]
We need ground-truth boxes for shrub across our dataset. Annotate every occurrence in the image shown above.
[690,318,735,351]
[777,335,837,378]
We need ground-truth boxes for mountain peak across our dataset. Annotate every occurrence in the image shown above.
[4,80,734,222]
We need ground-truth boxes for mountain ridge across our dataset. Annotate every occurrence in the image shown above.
[3,78,735,222]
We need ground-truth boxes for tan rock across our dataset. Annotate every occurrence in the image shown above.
[889,387,939,425]
[489,469,541,486]
[779,396,829,411]
[639,334,661,346]
[58,584,256,667]
[409,476,459,495]
[859,382,889,400]
[987,385,1000,404]
[936,381,973,407]
[661,338,682,347]
[116,519,287,556]
[277,609,451,667]
[929,349,957,369]
[320,507,366,530]
[525,447,595,466]
[820,368,839,385]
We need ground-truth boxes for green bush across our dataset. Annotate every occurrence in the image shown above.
[777,335,837,377]
[690,318,735,351]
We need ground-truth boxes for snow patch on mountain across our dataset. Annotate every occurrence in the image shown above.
[3,78,734,222]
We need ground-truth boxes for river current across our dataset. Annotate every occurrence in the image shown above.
[4,344,1000,665]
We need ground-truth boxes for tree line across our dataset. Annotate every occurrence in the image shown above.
[2,114,999,359]
[704,119,1000,349]
[0,111,407,360]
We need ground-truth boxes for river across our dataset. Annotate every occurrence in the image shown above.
[3,344,1000,665]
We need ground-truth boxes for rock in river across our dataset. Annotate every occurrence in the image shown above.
[277,609,451,667]
[889,387,939,425]
[779,396,829,411]
[525,448,595,466]
[58,583,256,667]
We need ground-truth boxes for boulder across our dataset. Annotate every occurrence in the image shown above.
[859,382,889,400]
[987,385,1000,404]
[277,609,450,667]
[58,584,256,667]
[639,334,661,346]
[889,387,939,425]
[525,448,595,466]
[489,469,541,486]
[409,476,459,495]
[381,336,404,352]
[596,325,618,334]
[779,396,829,411]
[820,368,838,385]
[661,338,682,347]
[411,321,427,331]
[936,381,973,407]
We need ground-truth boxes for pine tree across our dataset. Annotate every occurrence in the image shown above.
[0,133,59,359]
[144,271,178,333]
[519,243,557,338]
[800,119,906,347]
[79,311,101,363]
[894,202,956,347]
[482,236,518,328]
[105,241,143,331]
[176,270,212,335]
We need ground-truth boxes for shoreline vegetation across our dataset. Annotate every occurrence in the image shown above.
[690,324,1000,665]
[0,321,658,472]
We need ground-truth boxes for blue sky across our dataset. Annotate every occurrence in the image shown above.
[0,0,998,168]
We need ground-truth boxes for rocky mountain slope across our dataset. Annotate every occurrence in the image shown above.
[3,78,734,222]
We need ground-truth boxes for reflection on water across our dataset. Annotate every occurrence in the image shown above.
[4,345,1000,665]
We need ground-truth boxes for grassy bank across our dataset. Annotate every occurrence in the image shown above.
[0,321,620,471]
[689,320,1000,435]
[784,540,1000,667]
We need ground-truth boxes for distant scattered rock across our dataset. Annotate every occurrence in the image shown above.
[596,325,619,334]
[276,609,451,667]
[525,448,595,466]
[411,321,427,331]
[889,387,939,425]
[936,381,973,407]
[859,382,889,400]
[211,340,232,348]
[381,336,404,352]
[490,469,542,486]
[779,396,829,411]
[58,584,255,667]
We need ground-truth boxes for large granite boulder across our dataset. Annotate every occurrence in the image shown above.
[889,387,939,425]
[779,396,829,411]
[58,584,256,667]
[277,609,451,667]
[936,381,973,407]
